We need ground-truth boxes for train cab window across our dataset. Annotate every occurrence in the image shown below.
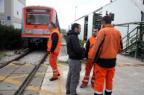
[26,8,50,25]
[27,13,49,25]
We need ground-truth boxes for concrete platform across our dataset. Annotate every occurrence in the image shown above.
[39,54,144,95]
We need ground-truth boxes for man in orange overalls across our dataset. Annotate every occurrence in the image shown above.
[47,22,61,81]
[80,28,99,88]
[89,15,123,95]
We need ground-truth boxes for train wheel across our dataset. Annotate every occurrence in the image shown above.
[23,38,28,48]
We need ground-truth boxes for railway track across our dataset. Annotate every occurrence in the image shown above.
[0,49,32,69]
[14,52,48,95]
[0,51,48,95]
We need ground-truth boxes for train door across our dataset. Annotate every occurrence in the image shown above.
[93,13,102,30]
[83,16,88,41]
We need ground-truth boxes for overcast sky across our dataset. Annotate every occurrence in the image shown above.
[26,0,110,29]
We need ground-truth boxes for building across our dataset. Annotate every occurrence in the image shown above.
[75,0,144,58]
[0,0,26,28]
[75,0,144,40]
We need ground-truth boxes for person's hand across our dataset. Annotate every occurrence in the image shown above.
[47,50,51,54]
[82,58,87,64]
[87,58,93,63]
[83,58,87,61]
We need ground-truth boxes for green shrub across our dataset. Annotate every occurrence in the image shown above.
[0,24,22,49]
[80,40,86,47]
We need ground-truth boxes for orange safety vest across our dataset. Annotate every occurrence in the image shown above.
[47,28,61,54]
[88,36,96,58]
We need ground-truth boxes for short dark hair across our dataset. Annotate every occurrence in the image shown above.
[94,24,101,31]
[102,15,112,24]
[71,23,80,30]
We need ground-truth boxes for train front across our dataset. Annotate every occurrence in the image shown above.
[22,6,55,49]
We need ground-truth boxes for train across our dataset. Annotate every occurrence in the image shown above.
[21,6,60,49]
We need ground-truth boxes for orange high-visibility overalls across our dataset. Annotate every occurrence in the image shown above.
[82,36,95,86]
[89,24,122,95]
[47,28,61,78]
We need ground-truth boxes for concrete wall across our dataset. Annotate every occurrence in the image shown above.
[0,0,4,13]
[130,0,144,12]
[11,0,25,28]
[13,0,25,19]
[0,0,25,28]
[102,0,141,24]
[101,0,143,38]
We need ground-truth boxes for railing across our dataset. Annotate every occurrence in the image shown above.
[122,26,139,52]
[114,21,144,59]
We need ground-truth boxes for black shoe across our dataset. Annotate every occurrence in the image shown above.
[94,93,103,95]
[49,77,58,81]
[66,90,70,95]
[80,83,88,88]
[105,90,112,95]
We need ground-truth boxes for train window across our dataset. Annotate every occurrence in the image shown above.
[0,20,5,25]
[141,11,144,21]
[27,9,50,13]
[84,16,88,41]
[27,13,49,25]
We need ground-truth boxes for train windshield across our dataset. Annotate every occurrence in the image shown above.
[27,13,49,25]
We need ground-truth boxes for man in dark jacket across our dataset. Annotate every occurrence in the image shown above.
[66,23,84,95]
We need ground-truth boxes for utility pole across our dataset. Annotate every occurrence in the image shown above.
[75,6,77,20]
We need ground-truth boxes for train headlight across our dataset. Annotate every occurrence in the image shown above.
[43,30,50,34]
[25,29,32,33]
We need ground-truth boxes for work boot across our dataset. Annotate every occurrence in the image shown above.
[49,77,58,81]
[94,93,103,95]
[66,90,70,95]
[80,83,88,88]
[58,73,61,76]
[81,76,89,88]
[91,80,94,88]
[49,72,60,81]
[105,90,112,95]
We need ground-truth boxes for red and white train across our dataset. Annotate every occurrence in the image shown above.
[22,6,60,48]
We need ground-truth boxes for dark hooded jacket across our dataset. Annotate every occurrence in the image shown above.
[66,30,84,60]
